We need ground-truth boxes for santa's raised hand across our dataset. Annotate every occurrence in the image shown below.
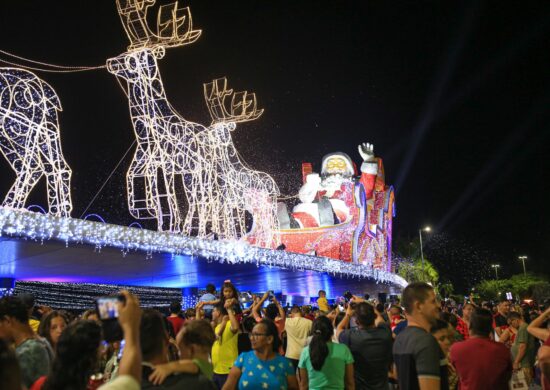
[358,142,376,162]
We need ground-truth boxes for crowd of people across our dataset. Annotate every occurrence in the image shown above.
[0,281,549,389]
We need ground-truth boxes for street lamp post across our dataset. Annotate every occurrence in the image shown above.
[491,264,500,279]
[419,226,431,281]
[518,256,527,276]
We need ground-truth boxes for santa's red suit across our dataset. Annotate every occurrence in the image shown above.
[292,151,380,228]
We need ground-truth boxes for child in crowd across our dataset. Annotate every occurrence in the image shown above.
[317,290,329,313]
[148,319,216,384]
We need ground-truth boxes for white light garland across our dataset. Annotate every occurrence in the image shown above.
[0,207,407,287]
[0,68,73,217]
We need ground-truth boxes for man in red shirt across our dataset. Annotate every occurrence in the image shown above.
[451,308,512,389]
[166,300,185,336]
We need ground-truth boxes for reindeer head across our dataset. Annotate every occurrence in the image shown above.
[107,47,164,82]
[204,78,264,126]
[115,0,201,51]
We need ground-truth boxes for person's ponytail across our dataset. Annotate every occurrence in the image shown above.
[309,316,333,371]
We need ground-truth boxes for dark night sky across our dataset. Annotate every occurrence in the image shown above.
[0,1,549,288]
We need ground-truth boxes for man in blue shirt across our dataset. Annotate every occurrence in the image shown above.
[198,284,218,319]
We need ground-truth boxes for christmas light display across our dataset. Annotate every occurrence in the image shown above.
[0,68,73,217]
[277,143,395,271]
[0,207,406,287]
[108,1,279,247]
[203,78,279,247]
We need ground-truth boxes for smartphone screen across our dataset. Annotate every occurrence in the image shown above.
[97,297,120,320]
[117,339,125,361]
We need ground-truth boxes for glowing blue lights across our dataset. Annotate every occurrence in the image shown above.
[0,207,407,287]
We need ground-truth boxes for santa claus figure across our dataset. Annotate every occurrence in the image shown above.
[291,142,380,228]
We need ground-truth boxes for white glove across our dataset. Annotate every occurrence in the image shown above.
[358,142,375,162]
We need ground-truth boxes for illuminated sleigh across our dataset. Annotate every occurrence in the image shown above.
[254,161,396,271]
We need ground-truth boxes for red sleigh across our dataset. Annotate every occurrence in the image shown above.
[272,160,395,271]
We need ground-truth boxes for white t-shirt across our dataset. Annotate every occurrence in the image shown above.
[285,317,313,360]
[99,375,139,390]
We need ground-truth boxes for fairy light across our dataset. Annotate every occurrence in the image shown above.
[0,68,73,217]
[0,207,407,287]
[107,2,280,247]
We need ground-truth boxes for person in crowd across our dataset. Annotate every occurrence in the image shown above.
[139,308,215,389]
[298,316,354,390]
[493,299,511,339]
[252,291,286,336]
[82,308,100,323]
[222,319,298,390]
[337,299,392,390]
[237,315,257,354]
[457,302,473,340]
[199,284,218,319]
[38,310,69,351]
[220,281,242,317]
[498,314,518,347]
[450,308,512,390]
[166,300,185,336]
[389,305,404,331]
[285,305,313,370]
[99,290,142,390]
[32,320,102,390]
[0,337,23,390]
[211,300,240,389]
[19,293,41,333]
[186,308,197,321]
[393,282,448,390]
[430,319,457,389]
[148,319,216,385]
[303,306,315,321]
[527,306,550,342]
[332,312,346,342]
[539,334,550,390]
[0,296,53,388]
[508,311,536,385]
[317,290,329,313]
[375,303,389,323]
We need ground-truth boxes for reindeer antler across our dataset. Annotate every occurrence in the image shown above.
[204,78,264,125]
[116,0,201,51]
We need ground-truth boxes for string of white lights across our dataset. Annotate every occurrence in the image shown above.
[0,68,73,217]
[0,206,407,287]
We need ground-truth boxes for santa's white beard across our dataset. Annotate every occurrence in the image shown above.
[321,175,352,197]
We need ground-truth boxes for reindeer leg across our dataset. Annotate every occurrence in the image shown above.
[162,170,182,233]
[3,163,43,210]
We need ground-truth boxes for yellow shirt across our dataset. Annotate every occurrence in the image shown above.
[317,297,329,312]
[29,319,40,333]
[211,321,238,374]
[285,317,313,360]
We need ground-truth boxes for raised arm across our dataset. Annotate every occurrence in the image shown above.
[252,292,269,322]
[225,298,240,334]
[272,296,286,321]
[116,290,142,383]
[527,307,550,341]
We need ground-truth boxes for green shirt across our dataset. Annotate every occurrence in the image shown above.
[193,358,213,380]
[511,323,536,368]
[298,342,354,390]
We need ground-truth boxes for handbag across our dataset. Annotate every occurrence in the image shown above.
[510,371,529,390]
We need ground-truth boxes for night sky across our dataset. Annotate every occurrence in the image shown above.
[0,1,549,289]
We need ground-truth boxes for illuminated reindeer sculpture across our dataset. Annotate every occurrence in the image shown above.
[108,0,279,246]
[107,0,208,234]
[204,78,280,247]
[0,68,73,217]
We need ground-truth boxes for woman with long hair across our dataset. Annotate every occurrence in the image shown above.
[38,310,69,350]
[31,320,102,390]
[298,316,354,390]
[222,319,298,390]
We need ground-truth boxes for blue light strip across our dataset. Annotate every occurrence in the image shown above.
[0,207,407,287]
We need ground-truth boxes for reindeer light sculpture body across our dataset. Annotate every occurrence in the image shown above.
[0,68,72,217]
[204,78,279,247]
[109,0,279,246]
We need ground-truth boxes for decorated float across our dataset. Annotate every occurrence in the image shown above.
[0,0,405,296]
